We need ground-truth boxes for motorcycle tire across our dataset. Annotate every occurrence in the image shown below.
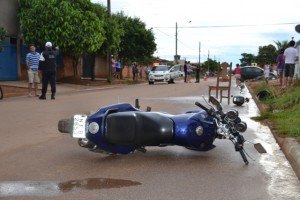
[58,118,74,134]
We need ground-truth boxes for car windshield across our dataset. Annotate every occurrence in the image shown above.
[151,66,168,71]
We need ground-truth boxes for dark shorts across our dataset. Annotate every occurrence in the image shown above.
[284,64,295,77]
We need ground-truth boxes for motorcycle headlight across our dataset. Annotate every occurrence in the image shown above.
[235,121,247,132]
[226,109,239,121]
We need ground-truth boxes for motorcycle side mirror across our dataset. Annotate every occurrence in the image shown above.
[209,96,222,111]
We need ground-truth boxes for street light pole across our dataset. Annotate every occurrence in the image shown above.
[175,22,178,64]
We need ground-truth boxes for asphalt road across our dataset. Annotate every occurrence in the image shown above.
[0,79,299,200]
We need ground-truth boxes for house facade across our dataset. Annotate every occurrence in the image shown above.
[0,0,21,80]
[0,0,109,81]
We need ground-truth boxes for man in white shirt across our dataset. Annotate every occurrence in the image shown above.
[283,40,298,88]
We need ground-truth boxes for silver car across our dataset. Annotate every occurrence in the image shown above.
[148,65,184,84]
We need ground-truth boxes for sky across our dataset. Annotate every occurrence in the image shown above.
[91,0,300,65]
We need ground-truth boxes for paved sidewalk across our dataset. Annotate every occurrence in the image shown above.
[0,80,124,97]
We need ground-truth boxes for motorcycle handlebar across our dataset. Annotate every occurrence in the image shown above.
[195,102,209,113]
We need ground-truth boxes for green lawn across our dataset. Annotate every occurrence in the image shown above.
[253,83,300,137]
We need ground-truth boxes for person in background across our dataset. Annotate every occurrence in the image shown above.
[184,61,188,83]
[234,64,241,87]
[145,65,151,80]
[132,62,137,81]
[283,40,298,88]
[195,64,200,83]
[187,61,192,83]
[39,42,59,100]
[264,63,270,84]
[276,49,285,88]
[115,60,121,79]
[111,57,116,78]
[139,65,143,79]
[26,44,40,97]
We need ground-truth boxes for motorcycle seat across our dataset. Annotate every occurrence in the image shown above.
[105,111,174,146]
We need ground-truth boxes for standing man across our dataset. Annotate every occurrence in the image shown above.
[132,62,137,81]
[283,40,298,88]
[115,60,121,79]
[276,49,285,88]
[184,61,188,83]
[39,42,59,100]
[234,64,241,87]
[26,44,40,97]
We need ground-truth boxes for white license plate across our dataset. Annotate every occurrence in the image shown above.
[72,115,88,138]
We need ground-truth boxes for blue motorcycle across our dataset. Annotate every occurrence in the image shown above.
[58,96,264,164]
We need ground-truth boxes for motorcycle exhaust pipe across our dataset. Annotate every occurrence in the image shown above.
[78,139,111,154]
[78,138,96,149]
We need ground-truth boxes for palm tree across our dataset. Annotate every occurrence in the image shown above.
[273,40,289,53]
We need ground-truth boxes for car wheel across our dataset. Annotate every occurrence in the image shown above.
[149,81,154,85]
[168,79,174,84]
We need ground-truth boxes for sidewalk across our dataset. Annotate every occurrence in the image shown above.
[0,80,126,98]
[246,82,300,180]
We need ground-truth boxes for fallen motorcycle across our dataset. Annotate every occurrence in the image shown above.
[58,96,265,164]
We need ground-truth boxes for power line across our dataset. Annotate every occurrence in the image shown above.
[153,22,299,29]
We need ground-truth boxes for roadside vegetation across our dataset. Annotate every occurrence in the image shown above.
[18,0,156,77]
[251,80,300,137]
[0,26,6,51]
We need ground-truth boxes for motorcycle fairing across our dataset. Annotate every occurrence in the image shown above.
[105,112,174,146]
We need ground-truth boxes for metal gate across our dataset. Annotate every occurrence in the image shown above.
[0,39,18,81]
[82,53,95,79]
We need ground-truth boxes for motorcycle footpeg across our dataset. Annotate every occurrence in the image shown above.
[136,147,147,153]
[58,118,74,134]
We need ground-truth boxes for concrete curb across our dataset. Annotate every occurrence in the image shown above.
[246,83,300,180]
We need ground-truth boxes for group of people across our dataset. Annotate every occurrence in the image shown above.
[132,63,147,81]
[184,61,200,83]
[276,40,298,89]
[233,40,298,89]
[26,42,59,100]
[111,58,122,79]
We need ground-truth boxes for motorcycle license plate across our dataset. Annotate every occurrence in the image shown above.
[72,115,87,138]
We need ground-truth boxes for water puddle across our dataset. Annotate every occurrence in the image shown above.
[0,178,141,197]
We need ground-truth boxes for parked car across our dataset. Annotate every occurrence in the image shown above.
[256,72,278,80]
[148,65,184,84]
[240,66,277,81]
[240,66,264,81]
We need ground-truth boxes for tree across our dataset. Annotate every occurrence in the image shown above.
[203,58,219,73]
[19,0,106,76]
[115,12,156,65]
[0,26,6,52]
[239,53,256,66]
[256,44,277,67]
[274,40,289,53]
[90,5,124,57]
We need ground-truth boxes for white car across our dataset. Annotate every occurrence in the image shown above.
[148,65,184,84]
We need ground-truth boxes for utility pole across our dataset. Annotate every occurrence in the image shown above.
[175,22,178,64]
[199,42,201,67]
[207,50,210,74]
[107,0,112,82]
[199,42,201,82]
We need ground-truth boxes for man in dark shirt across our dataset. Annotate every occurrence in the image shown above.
[39,42,59,100]
[184,61,188,83]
